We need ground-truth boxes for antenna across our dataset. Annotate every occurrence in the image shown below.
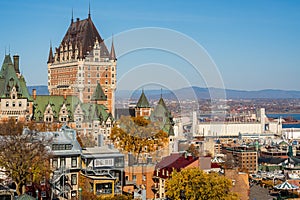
[88,1,91,18]
[71,8,74,23]
[160,88,163,98]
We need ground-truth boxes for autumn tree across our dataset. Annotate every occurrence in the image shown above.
[0,120,52,195]
[78,133,97,148]
[187,144,199,157]
[110,116,168,162]
[166,168,238,200]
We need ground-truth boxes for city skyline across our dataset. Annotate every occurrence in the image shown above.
[0,0,299,91]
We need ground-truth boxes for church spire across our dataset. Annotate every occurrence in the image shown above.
[109,36,117,61]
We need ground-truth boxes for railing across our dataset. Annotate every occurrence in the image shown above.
[96,189,112,195]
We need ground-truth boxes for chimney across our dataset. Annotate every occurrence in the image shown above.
[63,90,67,100]
[98,134,103,147]
[13,54,20,73]
[32,89,36,100]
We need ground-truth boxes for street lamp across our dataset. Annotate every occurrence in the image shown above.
[35,189,38,200]
[78,187,82,200]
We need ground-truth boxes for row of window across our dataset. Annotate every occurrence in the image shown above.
[83,66,115,71]
[6,101,23,107]
[52,144,73,151]
[52,157,77,168]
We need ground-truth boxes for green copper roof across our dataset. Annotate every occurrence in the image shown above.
[17,194,35,200]
[136,90,150,108]
[91,83,107,101]
[0,54,32,100]
[157,97,167,109]
[150,97,174,136]
[33,95,111,123]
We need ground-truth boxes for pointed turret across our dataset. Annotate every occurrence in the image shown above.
[109,38,117,61]
[47,43,54,64]
[136,90,150,108]
[91,83,107,101]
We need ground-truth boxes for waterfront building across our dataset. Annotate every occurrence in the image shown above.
[194,108,282,137]
[47,12,117,115]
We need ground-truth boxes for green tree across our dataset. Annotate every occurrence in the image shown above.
[110,116,168,161]
[166,168,238,200]
[0,120,51,195]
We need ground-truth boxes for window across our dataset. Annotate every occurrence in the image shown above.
[88,88,90,92]
[112,74,114,78]
[41,191,46,198]
[132,175,136,181]
[12,102,15,107]
[40,177,46,185]
[52,158,58,168]
[97,73,99,77]
[19,101,22,107]
[71,174,77,185]
[60,158,66,168]
[5,101,9,107]
[71,157,77,168]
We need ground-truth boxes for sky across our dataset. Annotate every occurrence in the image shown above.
[0,0,299,91]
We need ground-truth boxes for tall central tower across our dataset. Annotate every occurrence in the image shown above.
[47,13,117,115]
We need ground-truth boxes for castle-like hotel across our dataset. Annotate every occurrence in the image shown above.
[0,12,117,144]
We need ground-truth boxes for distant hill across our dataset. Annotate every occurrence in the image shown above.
[28,85,300,99]
[27,85,49,95]
[116,86,300,100]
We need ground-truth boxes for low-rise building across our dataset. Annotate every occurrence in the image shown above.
[81,145,124,198]
[152,153,198,199]
[223,146,258,173]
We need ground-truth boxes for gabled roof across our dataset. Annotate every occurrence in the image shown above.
[58,17,109,59]
[91,83,107,101]
[155,153,198,178]
[136,90,150,108]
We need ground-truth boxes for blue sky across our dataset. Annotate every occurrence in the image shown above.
[0,0,299,91]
